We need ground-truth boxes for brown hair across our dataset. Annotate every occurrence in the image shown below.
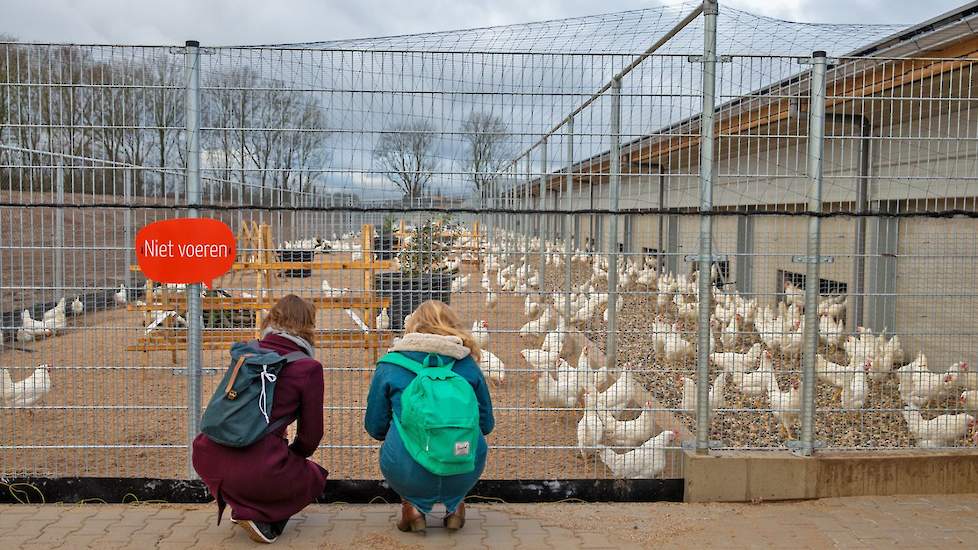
[404,300,481,361]
[261,294,317,345]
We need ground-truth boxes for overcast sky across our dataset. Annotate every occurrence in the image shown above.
[0,0,971,45]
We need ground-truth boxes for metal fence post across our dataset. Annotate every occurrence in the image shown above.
[524,154,532,258]
[605,78,622,371]
[54,163,65,296]
[184,39,203,478]
[849,120,872,331]
[657,172,666,275]
[696,0,719,455]
[564,117,575,321]
[800,50,828,456]
[539,138,548,287]
[123,169,133,293]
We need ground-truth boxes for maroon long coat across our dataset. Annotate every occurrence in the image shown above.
[192,333,328,523]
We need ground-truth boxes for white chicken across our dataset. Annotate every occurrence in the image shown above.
[598,370,650,415]
[70,296,84,316]
[540,321,568,355]
[375,308,391,330]
[8,365,52,407]
[902,405,975,448]
[524,294,544,319]
[519,307,554,338]
[598,430,676,479]
[896,354,959,407]
[19,310,52,341]
[654,324,695,363]
[43,304,68,333]
[719,314,743,350]
[1,367,14,404]
[679,374,726,418]
[553,356,605,404]
[816,354,859,390]
[815,314,846,347]
[43,298,66,322]
[675,300,699,325]
[450,275,471,294]
[841,361,870,409]
[114,284,128,306]
[577,388,603,457]
[711,343,763,375]
[479,350,506,386]
[960,390,978,411]
[471,320,489,349]
[521,348,561,371]
[946,361,977,391]
[756,317,802,356]
[321,280,351,298]
[144,310,188,334]
[783,281,805,309]
[767,373,801,439]
[534,371,580,408]
[596,400,658,448]
[731,353,774,398]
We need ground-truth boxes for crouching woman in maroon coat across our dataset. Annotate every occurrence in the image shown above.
[193,295,328,544]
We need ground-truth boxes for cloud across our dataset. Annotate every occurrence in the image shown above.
[2,0,966,45]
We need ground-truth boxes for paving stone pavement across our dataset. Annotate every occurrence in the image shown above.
[1,494,977,548]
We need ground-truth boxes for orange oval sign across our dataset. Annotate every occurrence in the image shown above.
[136,218,236,289]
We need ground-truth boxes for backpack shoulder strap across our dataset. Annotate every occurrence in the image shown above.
[379,352,423,375]
[380,352,457,376]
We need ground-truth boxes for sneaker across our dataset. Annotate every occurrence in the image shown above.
[238,519,279,544]
[271,518,290,537]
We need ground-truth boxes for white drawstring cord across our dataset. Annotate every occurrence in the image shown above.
[258,365,278,424]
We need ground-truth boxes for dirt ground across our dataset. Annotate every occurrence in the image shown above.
[0,252,628,480]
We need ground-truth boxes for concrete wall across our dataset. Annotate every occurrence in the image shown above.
[684,450,978,502]
[895,217,978,367]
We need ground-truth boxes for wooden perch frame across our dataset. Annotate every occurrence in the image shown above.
[127,223,393,363]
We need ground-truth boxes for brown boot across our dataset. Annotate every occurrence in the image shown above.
[444,502,466,530]
[396,502,426,532]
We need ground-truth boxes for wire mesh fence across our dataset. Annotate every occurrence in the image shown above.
[2,2,978,481]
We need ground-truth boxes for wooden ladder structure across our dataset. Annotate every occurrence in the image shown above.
[127,223,392,363]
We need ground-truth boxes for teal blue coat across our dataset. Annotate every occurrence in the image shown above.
[364,350,494,513]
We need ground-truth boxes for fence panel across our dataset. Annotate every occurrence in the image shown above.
[1,25,977,482]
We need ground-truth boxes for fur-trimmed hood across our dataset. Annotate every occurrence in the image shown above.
[389,332,470,360]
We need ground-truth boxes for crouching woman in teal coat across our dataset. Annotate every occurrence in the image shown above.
[364,300,494,532]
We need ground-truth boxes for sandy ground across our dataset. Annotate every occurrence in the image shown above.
[4,231,973,481]
[0,253,629,480]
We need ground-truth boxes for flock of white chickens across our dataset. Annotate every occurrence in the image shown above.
[6,285,131,410]
[443,228,978,476]
[7,225,975,472]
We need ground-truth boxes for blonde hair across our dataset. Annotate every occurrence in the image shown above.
[404,300,481,362]
[261,294,317,345]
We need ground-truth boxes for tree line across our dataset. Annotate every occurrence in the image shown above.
[0,41,514,204]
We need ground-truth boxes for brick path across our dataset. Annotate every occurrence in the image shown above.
[1,494,976,548]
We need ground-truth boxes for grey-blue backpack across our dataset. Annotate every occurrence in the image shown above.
[200,340,308,447]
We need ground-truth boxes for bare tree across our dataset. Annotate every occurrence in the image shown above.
[205,68,331,205]
[373,120,439,202]
[460,112,511,205]
[148,54,183,198]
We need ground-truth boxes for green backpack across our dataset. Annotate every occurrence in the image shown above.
[200,340,308,447]
[381,352,481,476]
